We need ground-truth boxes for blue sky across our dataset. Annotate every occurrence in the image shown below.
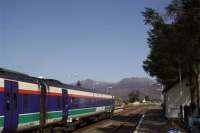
[0,0,170,83]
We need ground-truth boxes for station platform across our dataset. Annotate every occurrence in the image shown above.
[134,109,184,133]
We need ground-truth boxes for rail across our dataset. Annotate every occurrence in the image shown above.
[111,111,143,133]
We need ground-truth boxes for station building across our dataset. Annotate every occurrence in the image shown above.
[162,78,191,122]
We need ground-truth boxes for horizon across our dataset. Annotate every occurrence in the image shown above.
[0,66,155,84]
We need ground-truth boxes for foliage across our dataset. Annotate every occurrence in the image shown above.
[142,0,200,85]
[115,96,123,106]
[76,80,82,87]
[145,96,150,101]
[123,100,129,105]
[128,90,140,102]
[143,0,200,113]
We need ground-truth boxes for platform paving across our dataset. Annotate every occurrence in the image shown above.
[134,109,173,133]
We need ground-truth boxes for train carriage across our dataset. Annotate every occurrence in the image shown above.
[44,79,68,125]
[0,68,40,132]
[67,88,114,122]
[0,68,115,132]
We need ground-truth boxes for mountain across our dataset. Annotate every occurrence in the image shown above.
[78,79,112,90]
[77,77,162,101]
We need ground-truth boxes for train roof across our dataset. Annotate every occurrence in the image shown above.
[44,79,73,88]
[0,67,38,83]
[45,78,111,95]
[0,67,112,96]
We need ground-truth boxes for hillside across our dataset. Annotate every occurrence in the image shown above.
[77,77,162,101]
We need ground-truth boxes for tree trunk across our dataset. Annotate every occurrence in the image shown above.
[192,64,200,115]
[197,71,200,114]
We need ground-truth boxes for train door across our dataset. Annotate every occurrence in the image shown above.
[39,81,47,129]
[3,80,18,133]
[62,89,68,121]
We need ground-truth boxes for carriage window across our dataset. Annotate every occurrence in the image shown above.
[71,97,79,108]
[23,94,29,113]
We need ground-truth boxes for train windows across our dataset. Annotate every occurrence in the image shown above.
[78,98,85,108]
[101,99,103,106]
[106,99,110,106]
[71,97,79,109]
[96,99,99,106]
[94,99,97,107]
[23,94,29,113]
[105,99,108,106]
[99,99,101,106]
[89,99,93,107]
[102,99,104,106]
[90,98,93,107]
[77,97,90,108]
[84,98,91,108]
[94,99,97,106]
[71,97,112,108]
[88,98,93,107]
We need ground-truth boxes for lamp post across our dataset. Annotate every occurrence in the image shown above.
[92,82,99,96]
[178,61,183,97]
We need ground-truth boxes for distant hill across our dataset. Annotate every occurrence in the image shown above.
[76,77,162,101]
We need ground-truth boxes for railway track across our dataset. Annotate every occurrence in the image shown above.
[73,107,146,133]
[111,113,142,133]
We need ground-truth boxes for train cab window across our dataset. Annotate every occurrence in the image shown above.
[23,94,29,113]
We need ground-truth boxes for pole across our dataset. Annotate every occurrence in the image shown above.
[179,63,183,96]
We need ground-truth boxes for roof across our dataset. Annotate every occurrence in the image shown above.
[162,77,187,94]
[0,67,112,96]
[0,67,38,83]
[45,78,110,95]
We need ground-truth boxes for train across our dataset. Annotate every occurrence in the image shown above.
[0,68,115,132]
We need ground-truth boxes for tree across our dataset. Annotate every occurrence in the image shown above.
[166,0,200,115]
[76,80,82,87]
[128,90,140,102]
[145,96,150,101]
[115,96,123,106]
[142,8,186,86]
[143,0,200,114]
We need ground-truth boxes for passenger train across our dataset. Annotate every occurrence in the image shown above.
[0,68,115,132]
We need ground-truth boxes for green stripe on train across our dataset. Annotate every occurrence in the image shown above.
[69,107,96,116]
[0,116,4,127]
[18,106,111,124]
[19,113,40,124]
[19,111,63,124]
[47,111,62,119]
